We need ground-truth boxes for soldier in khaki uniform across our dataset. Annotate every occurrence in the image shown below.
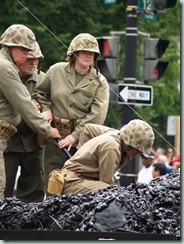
[52,120,155,195]
[33,33,110,194]
[0,24,61,198]
[4,42,47,203]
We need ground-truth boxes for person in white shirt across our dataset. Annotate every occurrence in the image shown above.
[137,151,155,184]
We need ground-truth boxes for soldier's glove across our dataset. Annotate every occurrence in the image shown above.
[47,169,65,195]
[0,120,17,140]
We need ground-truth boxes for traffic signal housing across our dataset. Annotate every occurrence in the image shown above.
[142,38,170,81]
[97,36,120,82]
[150,0,177,12]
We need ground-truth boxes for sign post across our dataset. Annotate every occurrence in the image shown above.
[121,0,138,187]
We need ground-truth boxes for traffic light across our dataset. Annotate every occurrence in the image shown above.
[142,38,170,81]
[150,0,177,12]
[97,36,120,82]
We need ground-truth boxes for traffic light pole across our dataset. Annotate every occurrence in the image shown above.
[123,0,138,123]
[120,0,139,187]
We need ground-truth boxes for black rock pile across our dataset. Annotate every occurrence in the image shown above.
[0,173,180,239]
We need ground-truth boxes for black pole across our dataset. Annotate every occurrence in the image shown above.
[120,0,139,187]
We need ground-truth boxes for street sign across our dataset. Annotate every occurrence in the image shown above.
[167,116,176,136]
[118,84,153,106]
[138,0,146,10]
[142,14,157,21]
[103,0,117,5]
[138,0,157,21]
[138,0,151,11]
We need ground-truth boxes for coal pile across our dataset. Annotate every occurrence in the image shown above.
[0,173,180,239]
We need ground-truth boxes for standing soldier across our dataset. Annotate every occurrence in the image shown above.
[33,33,110,195]
[4,41,47,203]
[0,24,61,199]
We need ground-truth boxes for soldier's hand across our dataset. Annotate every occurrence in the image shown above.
[57,135,76,151]
[32,99,42,110]
[42,110,53,124]
[50,128,61,139]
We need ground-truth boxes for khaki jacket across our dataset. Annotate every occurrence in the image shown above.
[6,71,45,153]
[33,62,109,141]
[62,124,130,185]
[0,48,54,138]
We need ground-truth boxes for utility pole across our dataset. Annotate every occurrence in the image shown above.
[120,0,139,187]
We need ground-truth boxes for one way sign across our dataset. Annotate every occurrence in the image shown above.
[118,84,153,106]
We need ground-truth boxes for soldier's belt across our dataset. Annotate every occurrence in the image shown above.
[0,120,17,140]
[47,169,65,195]
[61,168,81,180]
[47,168,81,195]
[53,116,81,135]
[61,169,94,181]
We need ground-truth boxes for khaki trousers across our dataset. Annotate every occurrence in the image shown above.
[4,147,45,203]
[63,178,110,195]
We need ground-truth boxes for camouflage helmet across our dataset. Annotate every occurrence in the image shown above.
[0,24,36,51]
[67,33,100,56]
[120,119,155,154]
[27,41,44,59]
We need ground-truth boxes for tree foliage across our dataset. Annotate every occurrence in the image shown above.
[0,0,180,150]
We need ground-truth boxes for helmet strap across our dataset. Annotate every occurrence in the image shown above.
[124,144,135,152]
[94,60,99,75]
[37,59,41,74]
